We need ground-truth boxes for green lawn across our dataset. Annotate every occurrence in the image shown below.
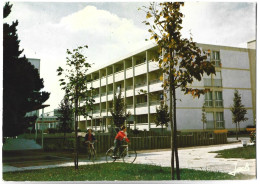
[212,145,256,159]
[3,163,254,181]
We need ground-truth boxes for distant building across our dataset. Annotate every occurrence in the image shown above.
[77,41,255,132]
[35,115,59,131]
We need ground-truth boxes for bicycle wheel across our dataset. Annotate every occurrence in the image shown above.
[90,148,96,162]
[106,148,116,163]
[122,147,137,163]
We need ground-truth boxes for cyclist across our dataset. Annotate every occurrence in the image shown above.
[84,129,96,152]
[113,125,129,158]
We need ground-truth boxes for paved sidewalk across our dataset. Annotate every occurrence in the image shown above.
[2,138,256,177]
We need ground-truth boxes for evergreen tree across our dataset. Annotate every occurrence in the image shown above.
[110,90,131,129]
[3,2,50,138]
[201,103,207,130]
[230,90,248,140]
[57,94,74,140]
[154,102,170,134]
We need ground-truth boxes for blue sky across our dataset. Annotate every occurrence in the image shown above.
[3,1,256,113]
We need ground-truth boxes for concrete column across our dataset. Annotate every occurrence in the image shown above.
[132,57,136,129]
[146,51,151,130]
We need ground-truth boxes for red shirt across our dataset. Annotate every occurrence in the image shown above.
[115,131,129,142]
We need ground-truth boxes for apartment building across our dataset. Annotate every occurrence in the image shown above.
[78,41,256,132]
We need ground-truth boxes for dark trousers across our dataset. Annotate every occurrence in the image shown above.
[113,139,122,156]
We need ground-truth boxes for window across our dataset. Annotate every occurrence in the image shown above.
[215,91,223,107]
[206,112,214,129]
[212,51,221,67]
[216,112,224,128]
[205,92,213,107]
[212,51,220,60]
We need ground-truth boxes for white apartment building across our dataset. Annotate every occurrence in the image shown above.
[78,41,256,132]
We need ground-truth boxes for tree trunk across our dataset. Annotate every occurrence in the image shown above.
[169,65,175,180]
[173,86,180,180]
[236,122,238,140]
[74,98,79,170]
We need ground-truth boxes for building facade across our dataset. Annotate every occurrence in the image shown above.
[78,41,256,132]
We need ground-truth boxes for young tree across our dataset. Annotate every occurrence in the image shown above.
[57,93,74,141]
[141,2,215,180]
[57,45,93,170]
[201,103,207,130]
[154,102,170,134]
[110,90,131,130]
[3,2,50,138]
[230,90,248,140]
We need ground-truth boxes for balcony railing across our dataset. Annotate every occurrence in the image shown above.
[136,102,147,108]
[150,100,161,106]
[149,79,161,85]
[126,85,133,90]
[203,78,212,87]
[93,94,99,98]
[101,92,106,97]
[93,110,100,114]
[135,82,147,88]
[126,104,133,109]
[101,109,106,113]
[108,91,113,95]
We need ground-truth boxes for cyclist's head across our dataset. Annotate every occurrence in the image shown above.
[87,129,92,133]
[120,125,126,131]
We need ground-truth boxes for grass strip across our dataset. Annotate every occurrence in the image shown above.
[3,162,254,181]
[211,145,256,159]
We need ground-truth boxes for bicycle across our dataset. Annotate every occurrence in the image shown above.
[106,143,137,163]
[85,141,96,162]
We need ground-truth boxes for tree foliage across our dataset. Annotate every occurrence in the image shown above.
[57,45,93,169]
[110,90,131,128]
[230,90,248,140]
[141,2,215,180]
[201,103,207,130]
[155,102,170,128]
[3,2,50,138]
[57,94,74,136]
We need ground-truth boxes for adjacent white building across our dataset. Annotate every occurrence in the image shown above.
[78,41,256,132]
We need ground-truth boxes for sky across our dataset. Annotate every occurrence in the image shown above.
[2,1,257,114]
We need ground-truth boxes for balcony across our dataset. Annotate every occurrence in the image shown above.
[93,109,100,114]
[135,82,147,88]
[126,85,133,90]
[126,67,133,79]
[135,63,147,76]
[203,78,212,87]
[101,77,106,86]
[136,102,147,108]
[149,79,161,85]
[149,61,159,72]
[92,79,100,88]
[126,104,134,109]
[107,74,113,84]
[115,70,124,82]
[150,100,160,106]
